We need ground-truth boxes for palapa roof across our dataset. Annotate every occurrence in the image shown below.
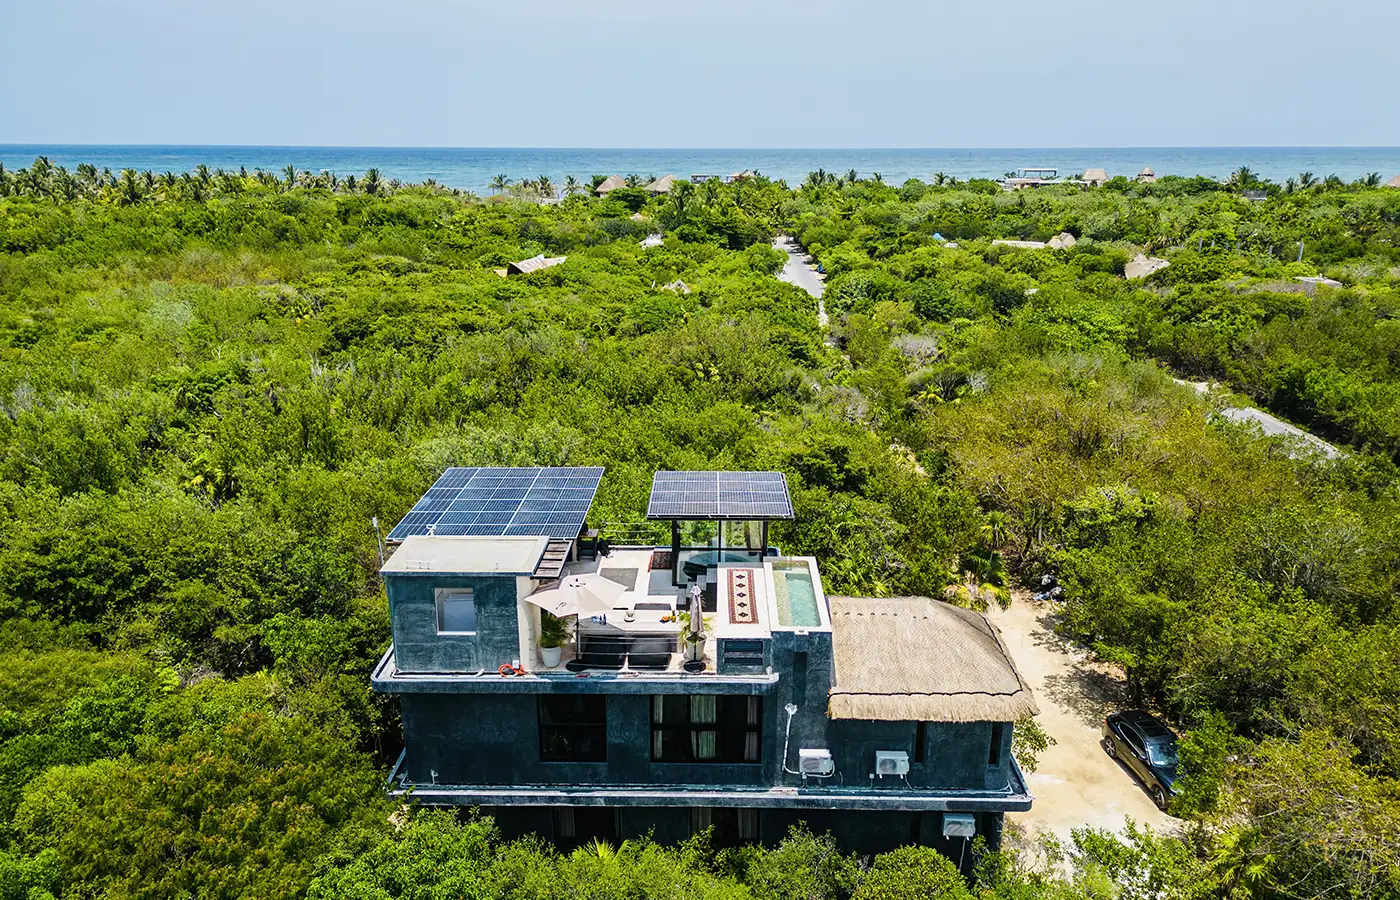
[828,596,1038,723]
[506,254,567,275]
[645,173,676,193]
[1387,174,1400,188]
[1048,232,1078,250]
[1082,168,1109,184]
[595,175,627,194]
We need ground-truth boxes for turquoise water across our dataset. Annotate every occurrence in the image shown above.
[2,145,1397,196]
[775,568,821,628]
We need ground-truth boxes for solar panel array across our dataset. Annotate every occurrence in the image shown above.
[647,471,794,520]
[388,467,604,542]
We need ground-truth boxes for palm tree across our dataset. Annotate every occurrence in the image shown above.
[343,173,358,193]
[872,172,884,184]
[933,171,948,186]
[624,173,642,188]
[195,164,212,185]
[363,168,382,195]
[845,168,859,184]
[489,173,511,195]
[536,174,555,198]
[1285,177,1297,194]
[282,164,297,189]
[117,169,144,206]
[1229,165,1256,189]
[1360,172,1382,188]
[979,512,1010,548]
[1324,173,1343,189]
[1298,171,1317,189]
[670,179,694,219]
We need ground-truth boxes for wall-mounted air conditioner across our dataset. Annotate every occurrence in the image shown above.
[942,813,976,838]
[798,748,834,776]
[874,750,910,776]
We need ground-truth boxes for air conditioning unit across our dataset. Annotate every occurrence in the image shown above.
[875,750,910,777]
[942,813,976,838]
[798,748,834,776]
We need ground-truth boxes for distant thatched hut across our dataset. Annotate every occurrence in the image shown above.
[505,254,567,276]
[645,173,676,194]
[595,175,626,195]
[1047,232,1078,250]
[1387,174,1400,188]
[1081,168,1109,186]
[1137,166,1157,184]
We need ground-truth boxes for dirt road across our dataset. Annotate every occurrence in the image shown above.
[987,597,1175,843]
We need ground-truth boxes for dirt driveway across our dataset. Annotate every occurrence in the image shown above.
[987,597,1176,843]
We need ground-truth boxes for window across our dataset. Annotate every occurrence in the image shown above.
[988,723,1004,766]
[692,807,759,846]
[652,696,761,763]
[435,589,476,634]
[914,722,927,764]
[539,695,607,762]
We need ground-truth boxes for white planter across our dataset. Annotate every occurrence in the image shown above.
[540,645,562,668]
[685,639,704,663]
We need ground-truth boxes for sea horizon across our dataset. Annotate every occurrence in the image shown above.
[4,144,1398,195]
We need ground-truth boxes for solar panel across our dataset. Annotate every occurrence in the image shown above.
[387,466,604,542]
[646,471,795,520]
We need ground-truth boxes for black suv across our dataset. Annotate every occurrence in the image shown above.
[1102,710,1180,810]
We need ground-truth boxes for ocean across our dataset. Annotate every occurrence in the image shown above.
[2,146,1398,196]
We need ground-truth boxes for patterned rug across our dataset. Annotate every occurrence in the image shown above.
[727,568,759,625]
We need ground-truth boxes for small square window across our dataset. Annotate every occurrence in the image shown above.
[436,589,476,634]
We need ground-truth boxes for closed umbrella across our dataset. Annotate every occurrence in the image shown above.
[526,573,625,618]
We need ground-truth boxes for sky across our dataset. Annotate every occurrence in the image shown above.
[2,0,1398,148]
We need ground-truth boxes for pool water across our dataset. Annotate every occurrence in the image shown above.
[773,567,821,627]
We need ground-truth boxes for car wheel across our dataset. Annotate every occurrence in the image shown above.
[1104,738,1117,758]
[1152,786,1167,810]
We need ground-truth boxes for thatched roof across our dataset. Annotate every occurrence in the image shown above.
[645,173,676,194]
[595,175,626,194]
[1387,174,1400,188]
[1082,168,1109,185]
[1048,232,1077,250]
[506,254,567,275]
[828,596,1038,723]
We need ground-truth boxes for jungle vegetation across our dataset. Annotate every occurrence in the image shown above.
[0,157,1399,898]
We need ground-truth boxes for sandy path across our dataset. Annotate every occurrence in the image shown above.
[773,235,828,326]
[986,597,1176,843]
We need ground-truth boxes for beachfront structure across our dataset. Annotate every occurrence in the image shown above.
[1081,168,1109,186]
[372,468,1037,862]
[645,174,676,194]
[595,175,627,195]
[1000,168,1061,190]
[1137,167,1157,184]
[1387,174,1400,188]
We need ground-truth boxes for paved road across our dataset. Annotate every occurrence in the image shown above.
[1175,379,1341,458]
[987,598,1176,843]
[773,235,828,326]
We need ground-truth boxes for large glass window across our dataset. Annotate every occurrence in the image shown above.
[435,589,476,634]
[539,695,607,762]
[652,696,761,763]
[721,520,765,554]
[693,807,759,846]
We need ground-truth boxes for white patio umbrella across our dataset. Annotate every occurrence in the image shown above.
[526,573,625,618]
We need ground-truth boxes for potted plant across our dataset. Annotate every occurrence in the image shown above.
[539,612,570,668]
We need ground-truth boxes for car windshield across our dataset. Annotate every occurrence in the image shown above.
[1147,740,1178,767]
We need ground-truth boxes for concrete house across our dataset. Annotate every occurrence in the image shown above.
[372,467,1037,862]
